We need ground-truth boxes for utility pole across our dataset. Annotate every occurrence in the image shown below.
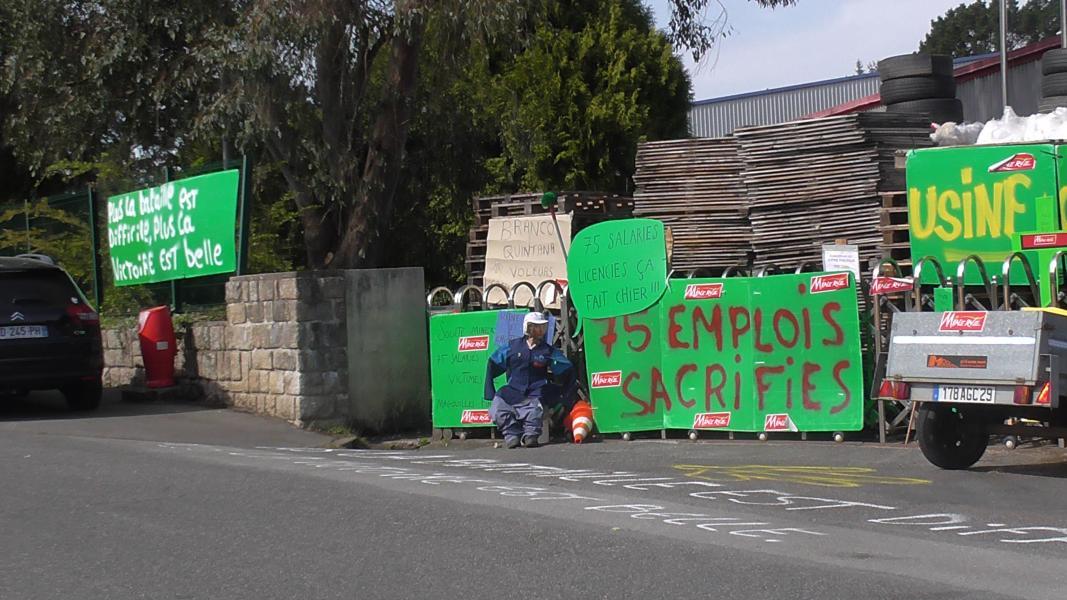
[999,0,1008,111]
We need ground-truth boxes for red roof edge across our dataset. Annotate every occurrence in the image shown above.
[804,36,1062,120]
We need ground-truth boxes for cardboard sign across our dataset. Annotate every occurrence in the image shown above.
[821,244,860,280]
[106,170,239,286]
[567,219,667,319]
[583,273,864,433]
[484,214,571,308]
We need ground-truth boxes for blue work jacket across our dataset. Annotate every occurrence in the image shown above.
[485,336,573,405]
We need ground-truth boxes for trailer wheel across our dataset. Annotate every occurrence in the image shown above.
[916,404,988,470]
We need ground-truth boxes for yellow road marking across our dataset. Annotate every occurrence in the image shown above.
[673,464,930,488]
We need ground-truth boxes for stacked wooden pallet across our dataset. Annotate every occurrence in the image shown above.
[632,137,752,272]
[735,113,931,268]
[878,191,911,269]
[465,192,633,285]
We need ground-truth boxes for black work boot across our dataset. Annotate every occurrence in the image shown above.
[521,434,540,448]
[505,436,521,449]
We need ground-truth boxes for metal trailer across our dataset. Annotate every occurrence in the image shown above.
[885,308,1067,469]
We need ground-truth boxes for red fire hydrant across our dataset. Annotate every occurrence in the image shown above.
[138,306,177,388]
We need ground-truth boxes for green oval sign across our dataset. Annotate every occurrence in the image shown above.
[566,218,667,319]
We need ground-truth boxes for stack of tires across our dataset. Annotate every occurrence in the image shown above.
[1040,48,1067,113]
[877,53,963,124]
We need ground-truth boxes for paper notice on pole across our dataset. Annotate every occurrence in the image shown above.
[484,214,571,309]
[821,244,861,280]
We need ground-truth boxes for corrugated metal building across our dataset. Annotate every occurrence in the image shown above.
[687,73,880,138]
[688,37,1060,137]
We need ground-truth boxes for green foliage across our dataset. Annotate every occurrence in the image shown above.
[488,0,691,192]
[920,0,1060,56]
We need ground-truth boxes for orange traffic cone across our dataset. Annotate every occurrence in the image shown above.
[565,401,594,444]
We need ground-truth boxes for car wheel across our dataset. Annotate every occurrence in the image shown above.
[63,380,103,411]
[916,404,988,470]
[1041,48,1067,76]
[1041,72,1067,98]
[877,54,953,81]
[879,75,956,105]
[885,97,964,124]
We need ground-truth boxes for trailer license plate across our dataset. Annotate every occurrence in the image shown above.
[935,385,994,403]
[0,325,48,340]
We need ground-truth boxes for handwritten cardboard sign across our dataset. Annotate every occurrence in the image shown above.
[106,170,239,286]
[583,273,864,433]
[567,219,667,319]
[484,214,570,308]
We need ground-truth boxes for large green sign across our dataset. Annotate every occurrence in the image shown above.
[907,144,1061,285]
[429,309,525,428]
[106,170,240,286]
[583,273,864,433]
[567,219,667,319]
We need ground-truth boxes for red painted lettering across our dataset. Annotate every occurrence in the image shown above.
[599,318,618,358]
[621,371,652,417]
[705,364,727,410]
[773,309,799,348]
[623,314,652,352]
[755,365,785,410]
[802,362,822,411]
[821,302,844,347]
[667,305,688,349]
[650,367,672,413]
[830,360,852,414]
[729,307,750,350]
[675,364,697,409]
[692,305,724,352]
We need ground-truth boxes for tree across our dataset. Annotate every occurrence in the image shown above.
[2,0,797,275]
[920,0,1060,57]
[488,0,691,192]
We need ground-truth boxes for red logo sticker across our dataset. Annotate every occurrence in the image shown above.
[684,283,724,300]
[693,412,731,429]
[764,413,797,432]
[869,276,914,295]
[1021,233,1067,249]
[938,311,987,332]
[591,371,622,388]
[458,335,490,352]
[810,273,850,294]
[460,409,492,425]
[988,153,1036,172]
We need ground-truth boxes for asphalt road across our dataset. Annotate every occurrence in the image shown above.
[3,392,1067,599]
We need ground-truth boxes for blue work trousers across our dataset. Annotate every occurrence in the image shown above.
[489,395,543,442]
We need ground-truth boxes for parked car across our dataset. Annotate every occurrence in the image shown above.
[0,255,103,410]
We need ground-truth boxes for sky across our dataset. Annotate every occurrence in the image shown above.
[646,0,969,100]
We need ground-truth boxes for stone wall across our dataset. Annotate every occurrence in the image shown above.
[102,269,426,430]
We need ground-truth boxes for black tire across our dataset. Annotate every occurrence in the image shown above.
[1041,48,1067,76]
[878,54,953,81]
[879,75,956,105]
[916,404,988,470]
[1039,95,1067,113]
[63,380,103,411]
[1041,72,1067,97]
[886,97,964,123]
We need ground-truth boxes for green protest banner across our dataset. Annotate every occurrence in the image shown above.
[906,144,1060,285]
[584,273,864,433]
[566,218,667,319]
[429,309,526,428]
[106,170,240,286]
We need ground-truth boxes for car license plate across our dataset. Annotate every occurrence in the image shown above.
[0,325,48,340]
[934,385,994,403]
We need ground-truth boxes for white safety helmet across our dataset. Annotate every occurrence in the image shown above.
[523,311,549,333]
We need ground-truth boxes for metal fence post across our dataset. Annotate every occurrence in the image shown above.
[86,186,104,309]
[236,154,252,275]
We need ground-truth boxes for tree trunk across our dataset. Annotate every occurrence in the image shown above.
[330,17,423,268]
